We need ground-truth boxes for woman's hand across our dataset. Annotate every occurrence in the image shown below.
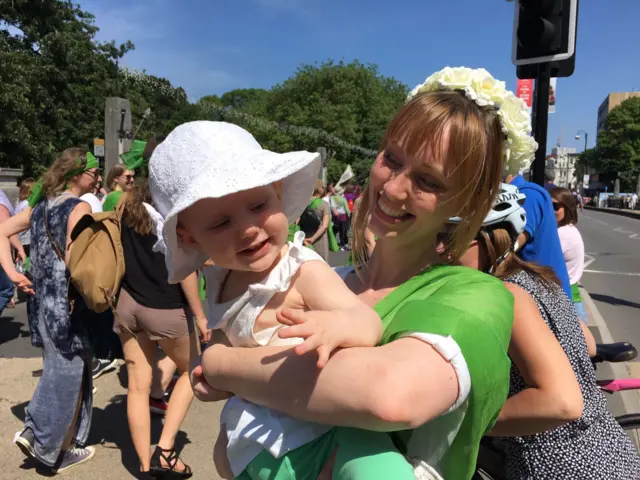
[11,272,34,295]
[195,316,211,343]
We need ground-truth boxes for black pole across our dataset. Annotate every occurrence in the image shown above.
[532,63,551,186]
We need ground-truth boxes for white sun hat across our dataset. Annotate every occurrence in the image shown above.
[148,121,321,284]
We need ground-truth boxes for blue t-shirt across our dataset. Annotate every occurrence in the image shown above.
[510,175,571,299]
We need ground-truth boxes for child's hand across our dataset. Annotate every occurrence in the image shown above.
[276,308,381,368]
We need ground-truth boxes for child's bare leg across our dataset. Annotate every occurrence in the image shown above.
[213,427,234,479]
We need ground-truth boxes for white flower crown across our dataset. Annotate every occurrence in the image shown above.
[407,66,538,175]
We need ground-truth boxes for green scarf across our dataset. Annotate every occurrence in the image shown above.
[120,140,147,171]
[27,152,99,208]
[372,265,514,479]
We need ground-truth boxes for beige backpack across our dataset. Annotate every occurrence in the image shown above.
[49,197,127,313]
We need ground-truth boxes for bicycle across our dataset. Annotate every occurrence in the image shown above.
[474,342,640,480]
[593,342,640,451]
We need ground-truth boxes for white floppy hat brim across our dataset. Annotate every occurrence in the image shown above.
[162,149,321,284]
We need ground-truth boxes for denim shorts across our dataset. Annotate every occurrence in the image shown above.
[574,301,588,323]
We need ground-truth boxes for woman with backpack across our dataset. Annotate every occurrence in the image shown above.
[0,149,100,474]
[108,137,207,477]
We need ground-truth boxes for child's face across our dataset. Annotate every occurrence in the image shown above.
[177,184,289,272]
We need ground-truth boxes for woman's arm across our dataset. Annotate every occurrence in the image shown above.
[580,321,597,358]
[200,335,458,432]
[0,209,31,283]
[180,272,210,342]
[487,283,583,437]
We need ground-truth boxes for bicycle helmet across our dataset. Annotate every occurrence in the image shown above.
[449,183,527,267]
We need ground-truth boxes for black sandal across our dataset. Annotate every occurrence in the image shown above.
[149,446,192,479]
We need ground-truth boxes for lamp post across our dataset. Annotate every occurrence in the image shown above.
[575,130,588,192]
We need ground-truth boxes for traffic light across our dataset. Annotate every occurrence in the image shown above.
[512,0,577,66]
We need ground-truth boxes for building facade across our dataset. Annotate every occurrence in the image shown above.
[549,147,578,188]
[597,92,640,136]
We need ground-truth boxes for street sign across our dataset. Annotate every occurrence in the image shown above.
[94,138,105,157]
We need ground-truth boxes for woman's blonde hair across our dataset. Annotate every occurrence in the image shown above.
[313,179,325,197]
[42,148,88,199]
[106,164,127,192]
[477,228,559,286]
[18,177,35,201]
[352,91,505,267]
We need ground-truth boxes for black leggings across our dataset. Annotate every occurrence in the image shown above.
[334,218,349,247]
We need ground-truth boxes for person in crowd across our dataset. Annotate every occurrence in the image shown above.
[0,188,18,315]
[550,187,588,325]
[454,190,640,479]
[344,184,357,213]
[150,120,419,479]
[114,150,207,477]
[543,168,557,192]
[1,149,99,473]
[10,178,35,306]
[305,181,331,261]
[102,164,134,212]
[330,186,351,249]
[185,67,532,479]
[505,172,572,299]
[80,180,104,213]
[78,174,126,383]
[631,191,638,210]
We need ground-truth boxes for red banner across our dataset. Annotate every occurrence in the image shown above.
[516,79,533,111]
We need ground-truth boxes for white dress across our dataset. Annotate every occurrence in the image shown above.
[204,232,331,476]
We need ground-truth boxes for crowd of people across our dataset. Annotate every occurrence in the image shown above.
[0,66,638,480]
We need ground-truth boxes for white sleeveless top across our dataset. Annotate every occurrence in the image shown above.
[205,231,331,476]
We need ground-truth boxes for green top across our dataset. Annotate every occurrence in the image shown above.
[330,194,350,217]
[102,190,124,212]
[570,283,582,303]
[374,265,514,479]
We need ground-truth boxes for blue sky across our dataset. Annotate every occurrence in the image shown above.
[80,0,639,154]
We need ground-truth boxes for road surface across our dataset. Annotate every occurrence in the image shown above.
[579,210,640,352]
[578,209,640,416]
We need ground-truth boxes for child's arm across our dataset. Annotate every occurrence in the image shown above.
[277,260,382,368]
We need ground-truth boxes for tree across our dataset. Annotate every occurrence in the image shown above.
[595,97,640,191]
[206,60,407,184]
[0,0,132,175]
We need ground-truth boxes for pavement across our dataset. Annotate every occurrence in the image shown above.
[0,243,638,479]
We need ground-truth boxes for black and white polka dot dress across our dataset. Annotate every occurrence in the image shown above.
[493,270,640,479]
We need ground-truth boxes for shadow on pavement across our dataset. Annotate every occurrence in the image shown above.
[590,293,640,310]
[0,315,31,344]
[9,379,191,479]
[88,375,192,478]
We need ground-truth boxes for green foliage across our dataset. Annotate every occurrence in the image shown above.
[207,61,406,184]
[595,97,640,187]
[1,5,406,186]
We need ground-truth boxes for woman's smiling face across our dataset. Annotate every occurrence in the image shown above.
[367,137,458,248]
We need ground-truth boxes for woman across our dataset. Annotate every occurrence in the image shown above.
[102,164,134,211]
[304,181,331,261]
[549,187,588,323]
[190,67,536,479]
[116,176,207,477]
[1,149,99,473]
[458,189,640,479]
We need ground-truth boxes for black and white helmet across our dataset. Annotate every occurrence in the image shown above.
[449,183,527,242]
